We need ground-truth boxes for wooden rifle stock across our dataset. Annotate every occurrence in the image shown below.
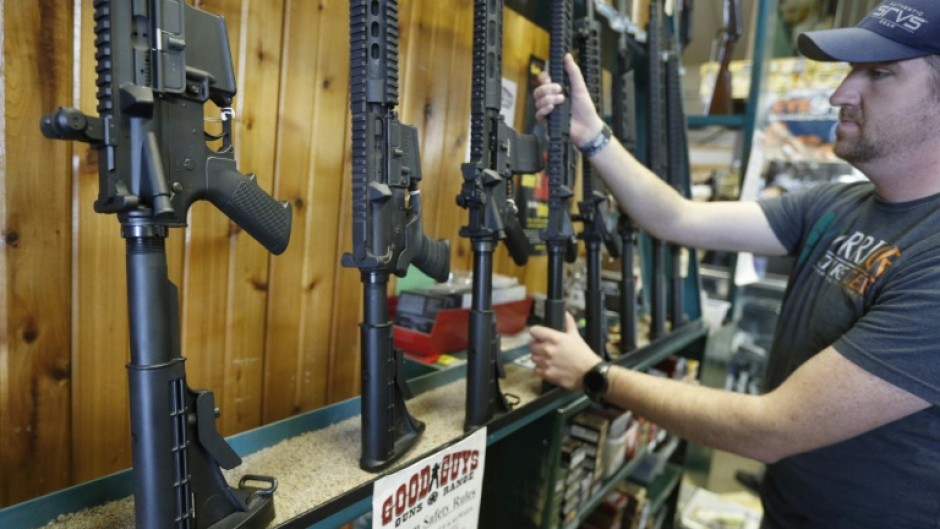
[708,0,740,115]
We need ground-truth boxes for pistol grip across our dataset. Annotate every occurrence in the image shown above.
[414,237,451,283]
[206,158,292,255]
[503,218,530,267]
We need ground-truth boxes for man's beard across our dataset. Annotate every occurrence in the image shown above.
[833,108,877,164]
[833,128,877,164]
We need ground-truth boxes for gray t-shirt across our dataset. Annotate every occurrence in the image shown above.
[757,182,940,528]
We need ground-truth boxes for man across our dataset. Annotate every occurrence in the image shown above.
[529,1,940,527]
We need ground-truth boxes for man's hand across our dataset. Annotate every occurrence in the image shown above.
[529,312,602,390]
[533,53,606,147]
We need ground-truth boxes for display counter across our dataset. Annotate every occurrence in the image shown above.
[0,321,707,529]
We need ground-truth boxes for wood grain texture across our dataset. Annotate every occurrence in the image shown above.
[264,0,352,419]
[218,0,287,435]
[1,0,74,504]
[421,0,469,271]
[291,0,349,410]
[70,0,132,485]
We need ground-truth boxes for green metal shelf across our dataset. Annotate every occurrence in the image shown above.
[571,445,650,525]
[686,115,747,129]
[639,463,684,516]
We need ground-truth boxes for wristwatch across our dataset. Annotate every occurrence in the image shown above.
[582,361,611,403]
[577,124,612,158]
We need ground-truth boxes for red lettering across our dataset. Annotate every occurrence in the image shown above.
[408,474,419,506]
[441,455,450,485]
[395,484,407,516]
[420,466,431,496]
[470,450,479,471]
[382,496,393,525]
[450,452,460,481]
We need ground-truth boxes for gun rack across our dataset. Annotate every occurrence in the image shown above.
[0,321,707,529]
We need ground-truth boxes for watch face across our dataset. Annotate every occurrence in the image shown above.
[584,369,604,392]
[584,363,608,396]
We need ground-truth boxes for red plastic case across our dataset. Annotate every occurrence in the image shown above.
[389,296,533,361]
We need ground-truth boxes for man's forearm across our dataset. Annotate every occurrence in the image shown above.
[586,136,689,242]
[605,365,787,463]
[585,137,788,255]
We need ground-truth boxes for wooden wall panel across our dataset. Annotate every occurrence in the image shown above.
[263,0,327,422]
[264,0,352,420]
[422,0,473,271]
[1,0,74,504]
[0,0,549,506]
[219,0,287,435]
[289,0,349,411]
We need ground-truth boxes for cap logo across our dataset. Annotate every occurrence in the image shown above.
[869,2,928,33]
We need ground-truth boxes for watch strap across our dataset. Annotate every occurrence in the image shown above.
[577,124,612,158]
[583,361,611,402]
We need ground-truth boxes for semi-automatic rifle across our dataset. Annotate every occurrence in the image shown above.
[574,0,622,360]
[344,0,451,471]
[541,0,579,382]
[40,1,292,528]
[646,0,668,340]
[459,0,543,430]
[666,51,689,329]
[610,0,639,354]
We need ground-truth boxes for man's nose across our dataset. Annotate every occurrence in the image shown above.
[830,76,861,107]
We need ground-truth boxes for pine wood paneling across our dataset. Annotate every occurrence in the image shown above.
[262,0,327,422]
[219,0,287,435]
[425,0,473,278]
[1,0,74,504]
[70,0,131,482]
[264,0,351,420]
[290,0,349,411]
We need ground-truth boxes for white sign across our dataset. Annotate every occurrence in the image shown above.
[372,428,487,529]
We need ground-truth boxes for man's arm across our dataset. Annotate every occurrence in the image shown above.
[529,314,930,463]
[534,54,787,256]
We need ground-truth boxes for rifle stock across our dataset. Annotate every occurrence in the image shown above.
[708,0,741,115]
[41,1,287,527]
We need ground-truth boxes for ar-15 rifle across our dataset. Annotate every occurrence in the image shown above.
[344,0,451,471]
[646,0,668,340]
[541,0,579,387]
[666,50,689,329]
[459,0,543,430]
[610,0,639,354]
[708,0,741,115]
[574,0,622,361]
[40,2,291,528]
